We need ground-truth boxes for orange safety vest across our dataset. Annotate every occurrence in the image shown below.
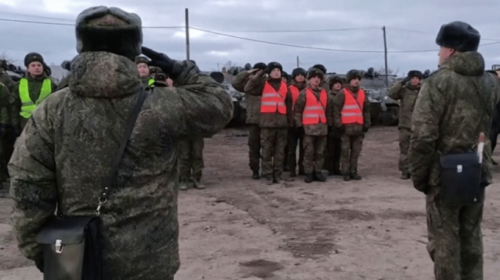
[341,88,365,125]
[288,85,300,110]
[302,88,328,125]
[260,81,288,115]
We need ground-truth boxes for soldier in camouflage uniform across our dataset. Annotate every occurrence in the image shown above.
[333,70,370,181]
[388,70,422,179]
[178,137,205,190]
[0,60,16,93]
[8,6,233,280]
[0,82,13,183]
[288,67,307,177]
[11,53,58,130]
[408,21,500,280]
[245,62,292,185]
[232,62,267,179]
[0,61,17,182]
[136,55,154,88]
[323,76,343,175]
[294,67,333,183]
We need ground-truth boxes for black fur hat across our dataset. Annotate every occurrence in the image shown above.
[435,21,480,52]
[266,61,282,74]
[76,6,142,60]
[329,76,343,88]
[24,52,44,67]
[312,64,327,75]
[292,67,306,78]
[307,67,324,80]
[346,70,362,83]
[407,70,423,79]
[253,62,267,71]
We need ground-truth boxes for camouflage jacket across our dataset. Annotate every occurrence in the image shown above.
[332,86,371,136]
[0,68,16,93]
[8,52,233,280]
[0,82,11,125]
[12,73,58,129]
[232,71,261,125]
[388,82,420,129]
[408,51,500,189]
[244,73,291,128]
[294,85,333,136]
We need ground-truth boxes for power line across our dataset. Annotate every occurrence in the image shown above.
[0,18,183,28]
[200,27,380,33]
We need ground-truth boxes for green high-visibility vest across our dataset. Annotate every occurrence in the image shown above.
[148,79,155,86]
[19,78,52,119]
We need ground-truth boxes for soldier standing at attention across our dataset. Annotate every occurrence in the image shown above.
[388,70,422,179]
[333,70,370,181]
[245,62,291,185]
[408,21,500,280]
[135,55,154,87]
[324,76,343,176]
[288,67,307,177]
[232,62,267,179]
[12,53,58,130]
[294,67,332,183]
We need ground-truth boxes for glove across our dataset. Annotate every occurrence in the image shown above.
[35,258,44,273]
[414,183,430,194]
[363,127,369,133]
[141,47,175,75]
[400,77,410,85]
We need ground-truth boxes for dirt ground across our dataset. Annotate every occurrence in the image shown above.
[1,126,500,280]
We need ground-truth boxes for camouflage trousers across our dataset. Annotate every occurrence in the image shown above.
[340,134,364,174]
[303,135,327,174]
[248,124,261,172]
[426,187,484,280]
[260,128,287,178]
[288,128,304,174]
[323,136,341,172]
[398,128,411,173]
[178,137,205,182]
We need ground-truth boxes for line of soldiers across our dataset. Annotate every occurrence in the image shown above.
[0,53,58,184]
[232,63,372,183]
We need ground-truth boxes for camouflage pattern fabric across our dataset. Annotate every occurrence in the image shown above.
[0,69,16,93]
[260,128,287,179]
[398,127,411,173]
[294,86,333,136]
[11,73,58,129]
[248,124,261,172]
[178,137,204,182]
[426,186,484,280]
[332,86,371,136]
[408,51,500,280]
[302,135,327,174]
[340,134,364,174]
[8,51,233,280]
[232,70,261,125]
[388,82,420,129]
[56,75,70,91]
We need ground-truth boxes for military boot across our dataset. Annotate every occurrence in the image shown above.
[343,173,351,181]
[350,172,362,180]
[252,170,260,180]
[265,176,274,185]
[304,173,314,183]
[401,171,410,180]
[314,172,327,182]
[193,178,205,189]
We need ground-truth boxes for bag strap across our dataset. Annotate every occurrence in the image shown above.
[96,90,148,215]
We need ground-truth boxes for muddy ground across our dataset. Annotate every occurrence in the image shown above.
[1,126,500,280]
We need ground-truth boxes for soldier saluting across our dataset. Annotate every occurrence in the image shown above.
[388,70,422,180]
[408,21,500,279]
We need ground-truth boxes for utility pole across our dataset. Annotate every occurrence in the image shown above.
[382,26,389,87]
[185,8,190,61]
[297,56,299,67]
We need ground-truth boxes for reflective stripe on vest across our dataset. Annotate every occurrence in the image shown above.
[260,81,288,115]
[302,88,327,125]
[148,79,155,86]
[289,85,300,110]
[341,88,365,125]
[19,78,52,119]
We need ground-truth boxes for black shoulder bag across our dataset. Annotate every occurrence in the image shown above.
[35,90,148,280]
[438,84,487,207]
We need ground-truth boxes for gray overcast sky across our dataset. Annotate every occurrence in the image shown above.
[1,0,500,76]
